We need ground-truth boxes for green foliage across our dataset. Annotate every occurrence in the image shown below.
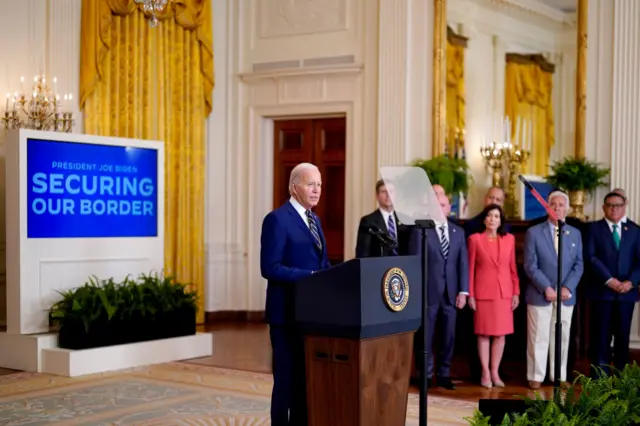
[49,272,198,334]
[466,364,640,426]
[411,155,473,196]
[545,157,610,194]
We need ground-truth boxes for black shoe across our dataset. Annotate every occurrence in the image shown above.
[436,377,456,390]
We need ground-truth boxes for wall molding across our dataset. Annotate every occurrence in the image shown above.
[239,64,363,83]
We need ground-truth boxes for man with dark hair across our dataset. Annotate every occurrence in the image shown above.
[355,179,408,257]
[586,191,640,375]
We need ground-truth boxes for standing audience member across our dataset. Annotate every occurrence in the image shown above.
[260,163,331,426]
[355,179,406,257]
[586,192,640,375]
[467,204,520,388]
[409,193,469,390]
[523,191,583,389]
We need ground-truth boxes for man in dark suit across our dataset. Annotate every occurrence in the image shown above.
[260,162,331,425]
[409,192,469,389]
[586,191,640,375]
[355,179,407,257]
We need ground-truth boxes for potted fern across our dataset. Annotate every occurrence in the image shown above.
[467,364,640,425]
[49,272,198,350]
[412,155,472,197]
[545,157,610,221]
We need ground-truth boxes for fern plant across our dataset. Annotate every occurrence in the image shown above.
[411,155,473,196]
[467,364,640,425]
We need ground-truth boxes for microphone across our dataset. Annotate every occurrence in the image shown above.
[367,227,397,247]
[518,175,558,222]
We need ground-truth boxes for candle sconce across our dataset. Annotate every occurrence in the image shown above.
[480,116,532,218]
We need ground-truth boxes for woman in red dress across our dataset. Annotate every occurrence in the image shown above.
[467,204,520,388]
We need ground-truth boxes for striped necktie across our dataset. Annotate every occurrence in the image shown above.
[439,224,449,259]
[387,214,398,256]
[306,210,323,251]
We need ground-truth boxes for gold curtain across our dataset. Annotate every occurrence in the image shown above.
[504,54,554,175]
[446,27,467,155]
[80,0,214,324]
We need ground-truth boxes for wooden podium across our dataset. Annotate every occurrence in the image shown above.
[295,256,422,426]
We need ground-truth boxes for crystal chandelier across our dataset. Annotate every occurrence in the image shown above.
[135,0,170,27]
[2,74,74,133]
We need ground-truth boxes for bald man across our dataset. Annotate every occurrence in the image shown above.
[408,193,469,389]
[464,187,510,238]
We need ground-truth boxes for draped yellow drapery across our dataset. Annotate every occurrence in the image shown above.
[79,0,214,324]
[504,54,554,175]
[446,27,467,156]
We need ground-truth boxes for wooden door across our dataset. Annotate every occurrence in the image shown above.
[273,117,346,265]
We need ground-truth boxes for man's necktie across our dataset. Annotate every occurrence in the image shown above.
[387,215,398,256]
[439,224,449,259]
[306,210,323,251]
[612,224,621,249]
[554,226,559,254]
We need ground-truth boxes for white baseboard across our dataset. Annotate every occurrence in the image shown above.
[41,332,213,377]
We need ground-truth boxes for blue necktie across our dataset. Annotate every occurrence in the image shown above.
[306,210,323,251]
[387,214,398,256]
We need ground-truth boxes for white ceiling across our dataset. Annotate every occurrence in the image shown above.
[534,0,577,12]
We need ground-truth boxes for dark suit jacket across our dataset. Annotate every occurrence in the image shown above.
[586,219,640,302]
[260,202,331,325]
[463,212,511,239]
[355,209,409,257]
[408,219,469,306]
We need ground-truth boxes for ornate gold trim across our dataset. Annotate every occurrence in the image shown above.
[575,0,587,158]
[505,53,556,74]
[432,0,447,158]
[447,26,468,48]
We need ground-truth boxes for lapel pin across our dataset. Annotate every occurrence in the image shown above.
[571,243,576,247]
[624,226,629,231]
[565,230,570,235]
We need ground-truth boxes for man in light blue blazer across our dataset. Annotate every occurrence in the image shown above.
[523,190,584,389]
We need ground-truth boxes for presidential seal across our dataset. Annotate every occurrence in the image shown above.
[382,267,409,312]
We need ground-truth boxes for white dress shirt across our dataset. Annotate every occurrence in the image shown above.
[289,197,309,228]
[379,208,396,233]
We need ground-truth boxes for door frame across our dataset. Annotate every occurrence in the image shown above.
[249,104,357,265]
[240,68,375,311]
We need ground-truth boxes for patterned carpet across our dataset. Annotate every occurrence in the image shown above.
[0,362,476,425]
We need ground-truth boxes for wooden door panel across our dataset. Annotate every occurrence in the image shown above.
[273,117,346,265]
[273,120,314,208]
[313,118,346,264]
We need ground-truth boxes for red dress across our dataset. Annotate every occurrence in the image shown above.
[467,233,520,336]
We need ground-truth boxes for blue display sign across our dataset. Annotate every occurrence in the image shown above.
[523,180,554,220]
[27,138,159,238]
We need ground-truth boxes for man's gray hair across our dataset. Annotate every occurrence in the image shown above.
[548,190,569,205]
[289,163,319,195]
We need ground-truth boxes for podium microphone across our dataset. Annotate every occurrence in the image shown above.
[518,174,564,393]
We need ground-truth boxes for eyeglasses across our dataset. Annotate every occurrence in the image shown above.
[605,203,625,209]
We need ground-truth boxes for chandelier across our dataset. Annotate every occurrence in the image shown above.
[135,0,170,27]
[2,74,74,133]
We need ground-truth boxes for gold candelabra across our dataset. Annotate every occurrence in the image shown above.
[480,116,532,218]
[480,141,504,188]
[504,146,530,218]
[2,74,74,133]
[480,141,530,218]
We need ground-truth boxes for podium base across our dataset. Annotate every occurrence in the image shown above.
[304,332,414,426]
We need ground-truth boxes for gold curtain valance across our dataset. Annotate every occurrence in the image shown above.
[505,53,555,74]
[80,0,214,116]
[447,26,468,48]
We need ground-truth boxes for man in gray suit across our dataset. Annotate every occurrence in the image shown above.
[523,190,584,389]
